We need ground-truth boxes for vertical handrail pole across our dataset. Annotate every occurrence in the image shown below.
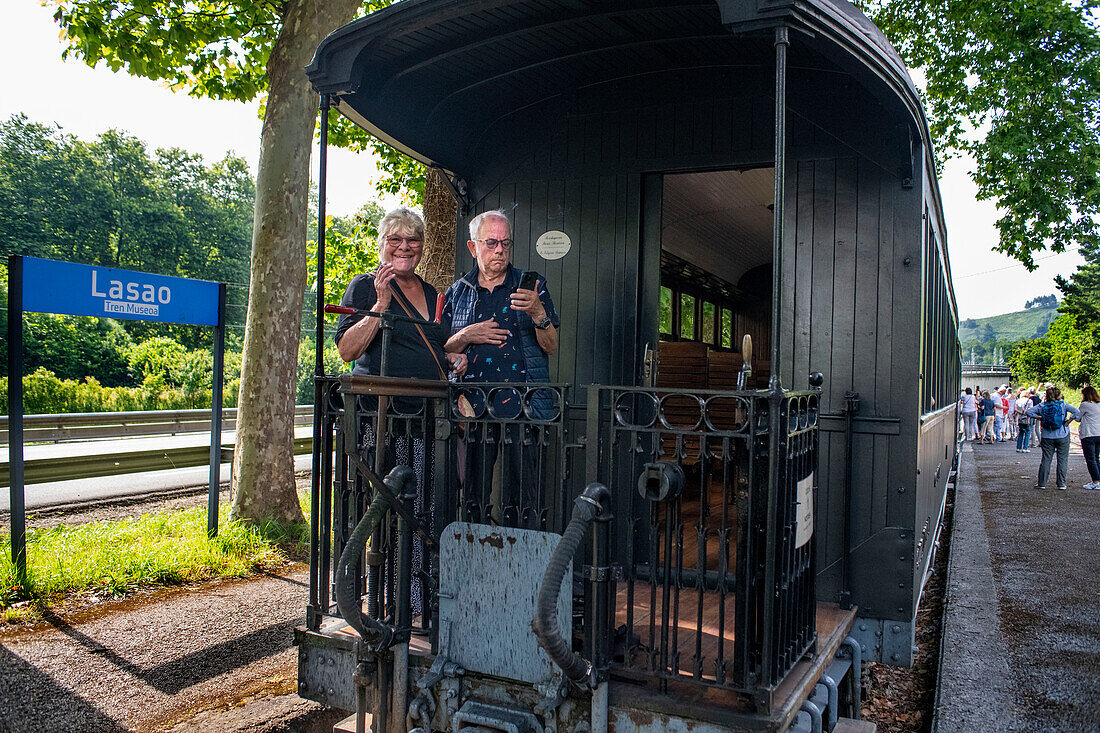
[769,24,788,392]
[309,93,331,623]
[760,24,790,706]
[7,255,26,580]
[207,282,227,537]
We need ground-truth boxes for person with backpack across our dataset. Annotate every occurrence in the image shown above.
[1025,386,1081,490]
[1077,386,1100,490]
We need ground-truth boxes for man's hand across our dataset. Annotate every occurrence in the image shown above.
[447,352,468,377]
[510,288,546,320]
[460,318,510,346]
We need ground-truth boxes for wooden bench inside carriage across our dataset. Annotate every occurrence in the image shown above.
[655,342,771,464]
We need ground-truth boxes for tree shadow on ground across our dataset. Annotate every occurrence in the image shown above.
[42,609,299,695]
[0,643,128,733]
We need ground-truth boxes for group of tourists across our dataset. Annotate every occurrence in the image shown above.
[958,384,1038,446]
[958,382,1100,491]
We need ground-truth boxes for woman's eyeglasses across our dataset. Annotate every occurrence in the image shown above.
[385,235,423,247]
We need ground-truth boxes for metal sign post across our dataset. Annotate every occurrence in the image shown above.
[7,255,227,575]
[7,257,26,580]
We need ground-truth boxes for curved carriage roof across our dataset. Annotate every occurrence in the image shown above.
[307,0,932,176]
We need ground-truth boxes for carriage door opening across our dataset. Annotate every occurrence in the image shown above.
[657,167,774,391]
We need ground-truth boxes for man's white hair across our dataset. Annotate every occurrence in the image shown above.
[468,209,512,240]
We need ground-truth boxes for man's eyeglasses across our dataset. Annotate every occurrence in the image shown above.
[385,235,423,247]
[474,238,513,251]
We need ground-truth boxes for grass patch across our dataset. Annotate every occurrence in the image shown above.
[0,490,314,617]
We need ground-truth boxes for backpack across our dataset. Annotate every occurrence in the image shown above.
[1041,400,1064,431]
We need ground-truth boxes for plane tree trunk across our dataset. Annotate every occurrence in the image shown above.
[230,0,362,524]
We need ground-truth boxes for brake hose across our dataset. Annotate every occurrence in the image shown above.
[533,482,610,687]
[335,492,392,646]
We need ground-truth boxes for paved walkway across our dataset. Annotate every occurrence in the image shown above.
[936,440,1100,731]
[0,565,341,732]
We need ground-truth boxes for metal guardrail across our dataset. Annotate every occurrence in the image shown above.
[0,405,313,444]
[1,406,314,486]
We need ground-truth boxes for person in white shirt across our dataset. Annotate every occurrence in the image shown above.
[1005,386,1018,439]
[1015,389,1033,452]
[958,388,978,441]
[993,386,1008,442]
[1077,385,1100,489]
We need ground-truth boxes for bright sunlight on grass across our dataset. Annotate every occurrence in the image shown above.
[0,490,312,615]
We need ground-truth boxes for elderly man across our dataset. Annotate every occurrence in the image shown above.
[442,209,560,527]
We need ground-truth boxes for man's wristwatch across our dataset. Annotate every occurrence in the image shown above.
[535,316,552,330]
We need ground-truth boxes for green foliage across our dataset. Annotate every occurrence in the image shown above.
[1056,240,1100,328]
[0,501,300,609]
[957,306,1059,344]
[1,367,214,414]
[0,114,255,352]
[17,313,135,386]
[860,0,1100,267]
[307,203,384,312]
[1026,294,1058,310]
[53,1,278,103]
[1010,313,1100,387]
[327,112,426,207]
[1010,337,1053,384]
[296,337,348,404]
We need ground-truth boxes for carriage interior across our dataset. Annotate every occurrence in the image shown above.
[657,167,774,392]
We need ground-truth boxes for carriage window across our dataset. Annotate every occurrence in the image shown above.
[702,302,716,344]
[721,309,732,348]
[659,286,673,336]
[680,293,696,339]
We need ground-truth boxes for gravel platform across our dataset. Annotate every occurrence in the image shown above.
[0,564,342,732]
[936,439,1100,731]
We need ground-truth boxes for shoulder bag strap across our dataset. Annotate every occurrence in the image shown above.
[388,282,448,379]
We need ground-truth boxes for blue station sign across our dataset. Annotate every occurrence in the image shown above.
[20,257,220,326]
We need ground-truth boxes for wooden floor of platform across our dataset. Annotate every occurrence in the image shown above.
[614,585,851,681]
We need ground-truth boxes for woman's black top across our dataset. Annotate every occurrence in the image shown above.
[334,273,446,388]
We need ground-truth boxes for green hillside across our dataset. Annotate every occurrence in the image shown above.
[958,306,1058,343]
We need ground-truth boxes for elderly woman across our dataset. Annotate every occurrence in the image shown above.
[335,206,464,381]
[333,207,464,617]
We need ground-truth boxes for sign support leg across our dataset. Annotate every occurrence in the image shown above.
[208,282,227,537]
[7,255,26,580]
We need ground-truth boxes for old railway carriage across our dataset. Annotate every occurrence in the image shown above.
[297,1,960,731]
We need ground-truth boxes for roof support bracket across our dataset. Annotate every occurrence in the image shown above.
[430,164,471,215]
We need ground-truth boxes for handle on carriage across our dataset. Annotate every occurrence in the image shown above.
[738,334,753,390]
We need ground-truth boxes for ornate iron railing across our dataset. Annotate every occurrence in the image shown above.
[306,376,820,707]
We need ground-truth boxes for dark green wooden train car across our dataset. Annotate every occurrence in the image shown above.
[300,1,959,730]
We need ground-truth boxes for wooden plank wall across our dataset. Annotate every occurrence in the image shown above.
[778,154,922,608]
[451,78,941,621]
[456,90,775,390]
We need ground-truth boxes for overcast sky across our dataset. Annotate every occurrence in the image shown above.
[2,1,1083,320]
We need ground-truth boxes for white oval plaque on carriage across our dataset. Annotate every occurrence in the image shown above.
[795,473,814,548]
[536,230,571,260]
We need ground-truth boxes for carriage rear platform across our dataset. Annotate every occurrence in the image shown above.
[297,1,960,730]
